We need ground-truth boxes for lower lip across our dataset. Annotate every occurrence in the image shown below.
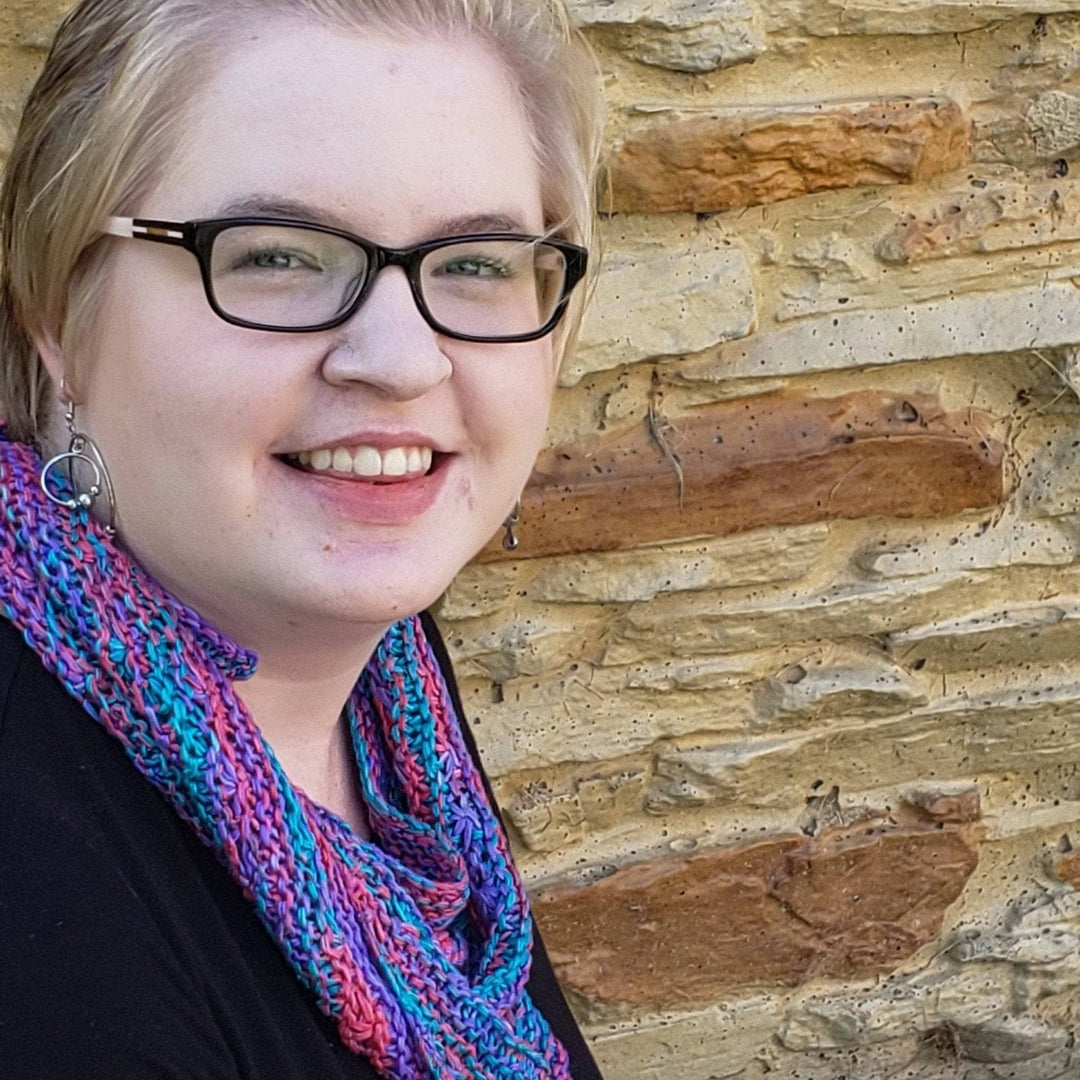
[274,455,451,525]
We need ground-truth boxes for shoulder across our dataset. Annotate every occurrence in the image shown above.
[0,618,238,1079]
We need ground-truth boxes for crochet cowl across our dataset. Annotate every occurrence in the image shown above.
[0,431,570,1080]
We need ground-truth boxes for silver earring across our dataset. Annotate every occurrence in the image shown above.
[502,501,521,552]
[40,390,117,537]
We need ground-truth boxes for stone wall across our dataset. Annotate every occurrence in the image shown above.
[3,2,1080,1077]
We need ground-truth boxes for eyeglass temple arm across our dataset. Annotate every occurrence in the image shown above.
[104,216,188,247]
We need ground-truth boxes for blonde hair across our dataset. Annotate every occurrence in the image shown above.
[0,0,603,442]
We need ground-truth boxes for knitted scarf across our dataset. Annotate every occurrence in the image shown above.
[0,431,570,1080]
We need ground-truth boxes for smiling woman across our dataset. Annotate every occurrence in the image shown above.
[0,2,603,1078]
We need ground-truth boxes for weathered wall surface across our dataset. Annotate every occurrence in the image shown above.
[4,2,1080,1077]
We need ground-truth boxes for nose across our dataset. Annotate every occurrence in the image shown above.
[320,266,453,400]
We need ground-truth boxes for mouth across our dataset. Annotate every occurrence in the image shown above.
[278,443,448,484]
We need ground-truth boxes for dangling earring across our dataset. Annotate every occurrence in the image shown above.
[502,501,521,552]
[40,385,117,537]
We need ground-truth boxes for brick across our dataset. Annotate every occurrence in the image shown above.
[532,816,981,1006]
[605,98,970,214]
[477,389,1002,562]
[566,216,756,386]
[569,0,765,72]
[677,281,1080,382]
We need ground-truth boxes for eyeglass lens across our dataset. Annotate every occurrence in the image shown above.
[208,224,569,336]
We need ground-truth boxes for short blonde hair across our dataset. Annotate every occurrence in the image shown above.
[0,0,603,442]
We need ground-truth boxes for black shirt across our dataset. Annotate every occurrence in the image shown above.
[0,614,600,1079]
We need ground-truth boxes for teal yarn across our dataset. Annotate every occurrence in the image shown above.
[0,431,571,1079]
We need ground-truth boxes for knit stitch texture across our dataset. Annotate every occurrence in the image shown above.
[0,431,570,1080]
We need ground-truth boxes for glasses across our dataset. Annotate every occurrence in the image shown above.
[104,216,588,343]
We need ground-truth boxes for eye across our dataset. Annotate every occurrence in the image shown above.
[232,248,322,272]
[434,254,513,278]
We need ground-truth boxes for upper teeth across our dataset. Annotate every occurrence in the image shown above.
[296,445,433,477]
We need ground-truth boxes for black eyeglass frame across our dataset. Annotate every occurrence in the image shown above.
[104,215,589,343]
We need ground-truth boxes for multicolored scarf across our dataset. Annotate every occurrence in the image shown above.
[0,430,570,1080]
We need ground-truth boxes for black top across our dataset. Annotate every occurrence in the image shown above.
[0,613,600,1079]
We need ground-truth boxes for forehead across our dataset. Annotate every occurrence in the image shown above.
[151,21,544,241]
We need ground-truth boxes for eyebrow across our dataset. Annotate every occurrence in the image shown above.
[214,196,530,238]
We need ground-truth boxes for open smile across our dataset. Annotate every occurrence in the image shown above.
[279,443,448,484]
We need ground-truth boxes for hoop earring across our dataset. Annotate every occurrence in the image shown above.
[502,501,521,552]
[40,392,117,537]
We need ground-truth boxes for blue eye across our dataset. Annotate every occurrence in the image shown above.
[232,248,322,272]
[435,255,513,278]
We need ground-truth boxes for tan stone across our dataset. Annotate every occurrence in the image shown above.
[567,216,756,386]
[676,281,1080,382]
[477,390,1002,562]
[569,0,766,72]
[605,98,971,214]
[855,514,1078,579]
[876,176,1080,264]
[532,816,981,1007]
[523,523,830,604]
[751,642,929,725]
[1026,90,1080,158]
[762,0,1080,36]
[1015,415,1080,519]
[8,0,70,47]
[645,668,1080,814]
[888,598,1080,672]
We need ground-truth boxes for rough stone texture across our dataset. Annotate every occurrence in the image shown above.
[568,0,766,72]
[762,0,1080,36]
[533,812,982,1007]
[478,389,1002,561]
[605,98,971,214]
[1026,91,1080,158]
[566,217,757,385]
[676,281,1080,382]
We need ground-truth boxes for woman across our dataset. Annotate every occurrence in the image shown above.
[0,1,603,1077]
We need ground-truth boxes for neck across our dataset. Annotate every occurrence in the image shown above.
[232,627,391,839]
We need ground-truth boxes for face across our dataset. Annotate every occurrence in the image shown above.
[61,22,556,659]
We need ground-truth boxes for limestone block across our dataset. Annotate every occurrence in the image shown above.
[523,523,830,604]
[875,176,1080,264]
[752,642,929,724]
[1014,415,1080,518]
[504,765,650,853]
[567,217,756,386]
[586,998,781,1080]
[605,98,970,214]
[762,0,1080,36]
[1026,91,1080,158]
[855,514,1078,579]
[888,599,1080,672]
[604,568,993,665]
[568,0,765,72]
[478,390,1002,562]
[5,0,70,49]
[531,815,981,1007]
[645,667,1080,811]
[676,281,1080,382]
[445,608,606,682]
